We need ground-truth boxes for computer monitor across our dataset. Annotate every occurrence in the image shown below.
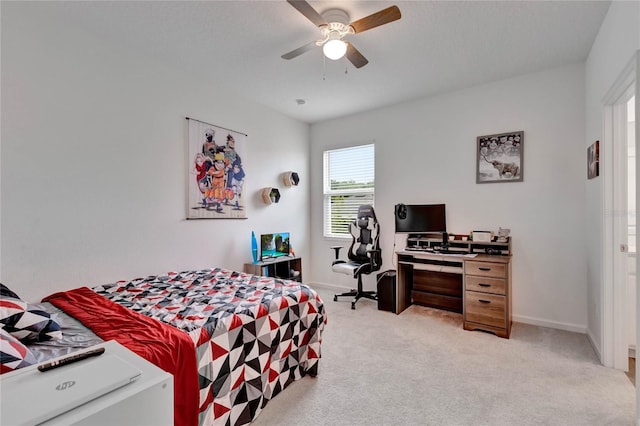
[395,204,446,233]
[260,232,290,260]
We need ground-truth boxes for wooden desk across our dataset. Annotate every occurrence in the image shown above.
[396,250,512,338]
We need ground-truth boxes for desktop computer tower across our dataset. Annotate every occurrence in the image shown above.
[377,270,396,313]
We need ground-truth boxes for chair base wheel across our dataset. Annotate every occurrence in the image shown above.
[334,288,377,310]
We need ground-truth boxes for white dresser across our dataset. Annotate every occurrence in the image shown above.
[1,340,174,426]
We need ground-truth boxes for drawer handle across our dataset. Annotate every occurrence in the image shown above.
[478,299,491,304]
[479,267,491,271]
[478,283,491,287]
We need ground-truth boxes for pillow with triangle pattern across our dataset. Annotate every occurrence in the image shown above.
[0,328,37,374]
[0,283,62,342]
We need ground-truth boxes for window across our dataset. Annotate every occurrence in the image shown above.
[323,144,375,238]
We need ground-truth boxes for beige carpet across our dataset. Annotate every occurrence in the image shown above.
[253,287,635,426]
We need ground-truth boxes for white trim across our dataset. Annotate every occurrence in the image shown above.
[602,57,636,104]
[512,314,586,334]
[587,328,602,361]
[308,281,351,292]
[322,143,375,238]
[636,54,640,424]
[602,52,637,370]
[614,94,632,370]
[603,98,615,367]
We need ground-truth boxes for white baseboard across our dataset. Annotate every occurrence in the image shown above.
[307,281,351,292]
[586,328,602,362]
[511,314,587,334]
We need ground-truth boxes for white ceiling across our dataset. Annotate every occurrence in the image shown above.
[37,0,611,124]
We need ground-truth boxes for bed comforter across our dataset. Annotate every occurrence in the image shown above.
[45,268,326,426]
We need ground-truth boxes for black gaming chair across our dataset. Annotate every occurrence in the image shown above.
[331,204,382,309]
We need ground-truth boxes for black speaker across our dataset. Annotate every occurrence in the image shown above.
[377,270,397,313]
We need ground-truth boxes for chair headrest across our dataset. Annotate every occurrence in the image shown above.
[357,205,377,221]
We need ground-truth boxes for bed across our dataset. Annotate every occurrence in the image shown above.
[2,267,326,426]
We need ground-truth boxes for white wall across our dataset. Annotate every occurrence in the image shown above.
[584,0,640,358]
[1,4,310,302]
[309,64,588,331]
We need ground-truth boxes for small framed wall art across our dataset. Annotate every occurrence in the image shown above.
[587,140,599,179]
[476,131,523,184]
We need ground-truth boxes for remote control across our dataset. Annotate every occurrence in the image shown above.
[37,347,106,372]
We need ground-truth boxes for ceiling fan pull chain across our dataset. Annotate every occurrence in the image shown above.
[322,54,326,80]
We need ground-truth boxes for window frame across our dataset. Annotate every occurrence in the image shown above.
[322,143,375,239]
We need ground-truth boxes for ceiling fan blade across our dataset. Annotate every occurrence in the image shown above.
[281,41,316,60]
[349,5,401,33]
[287,0,327,27]
[345,42,368,69]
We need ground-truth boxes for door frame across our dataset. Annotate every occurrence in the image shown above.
[602,52,637,370]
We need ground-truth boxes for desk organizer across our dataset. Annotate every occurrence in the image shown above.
[405,233,511,256]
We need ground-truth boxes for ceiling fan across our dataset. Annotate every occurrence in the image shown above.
[281,0,401,69]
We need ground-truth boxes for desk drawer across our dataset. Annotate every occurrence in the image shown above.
[465,261,506,278]
[465,276,506,295]
[464,291,506,329]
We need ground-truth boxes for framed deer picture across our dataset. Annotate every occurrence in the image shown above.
[476,131,523,183]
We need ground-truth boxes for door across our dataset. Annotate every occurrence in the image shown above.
[627,96,637,365]
[602,54,636,372]
[620,95,637,363]
[612,88,635,372]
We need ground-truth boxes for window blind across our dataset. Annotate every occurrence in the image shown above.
[323,144,375,237]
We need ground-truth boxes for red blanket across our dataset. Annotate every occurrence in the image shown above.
[44,287,198,426]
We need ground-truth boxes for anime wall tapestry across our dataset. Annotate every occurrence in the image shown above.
[187,117,247,219]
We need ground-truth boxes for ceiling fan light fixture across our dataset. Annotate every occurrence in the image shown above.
[282,1,401,68]
[323,39,347,60]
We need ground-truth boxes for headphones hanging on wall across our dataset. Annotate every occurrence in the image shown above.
[396,203,408,220]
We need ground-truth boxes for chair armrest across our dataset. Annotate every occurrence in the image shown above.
[330,246,343,260]
[367,249,381,268]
